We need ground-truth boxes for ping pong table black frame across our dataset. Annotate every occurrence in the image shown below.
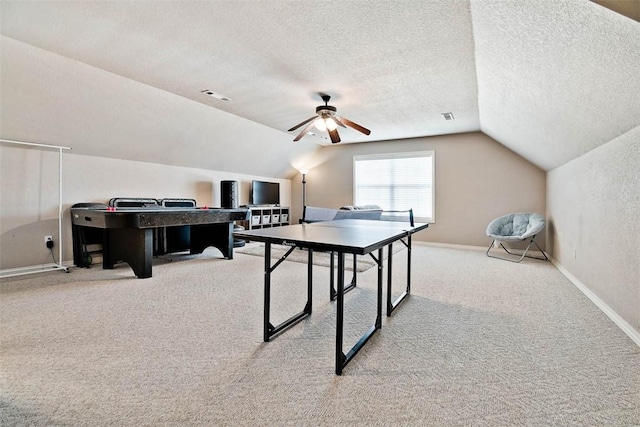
[328,235,412,316]
[261,241,387,375]
[256,234,420,374]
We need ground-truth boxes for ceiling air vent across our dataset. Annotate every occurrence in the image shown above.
[201,90,231,102]
[441,112,454,120]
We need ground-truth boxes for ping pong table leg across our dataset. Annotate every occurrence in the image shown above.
[335,248,383,375]
[376,247,383,329]
[330,251,335,300]
[386,242,393,314]
[307,249,313,315]
[335,252,345,374]
[330,252,358,301]
[263,242,272,342]
[387,236,411,316]
[263,243,312,342]
[351,255,358,287]
[407,234,412,295]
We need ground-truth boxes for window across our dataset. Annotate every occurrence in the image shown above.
[353,151,434,222]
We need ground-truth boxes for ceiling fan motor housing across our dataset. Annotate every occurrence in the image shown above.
[316,105,337,114]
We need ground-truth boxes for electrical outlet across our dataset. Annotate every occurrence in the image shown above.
[45,235,54,249]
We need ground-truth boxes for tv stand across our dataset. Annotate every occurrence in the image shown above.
[244,206,289,230]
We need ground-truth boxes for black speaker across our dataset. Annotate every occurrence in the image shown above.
[220,180,238,208]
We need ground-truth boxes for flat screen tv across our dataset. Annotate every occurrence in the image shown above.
[251,180,280,206]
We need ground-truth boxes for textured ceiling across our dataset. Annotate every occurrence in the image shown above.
[473,0,640,170]
[1,0,638,175]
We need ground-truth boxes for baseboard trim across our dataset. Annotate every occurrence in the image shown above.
[417,241,486,251]
[551,258,640,348]
[417,241,547,259]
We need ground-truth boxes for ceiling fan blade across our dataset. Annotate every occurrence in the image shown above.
[336,115,371,135]
[288,116,317,132]
[328,128,341,144]
[293,120,316,142]
[331,116,347,128]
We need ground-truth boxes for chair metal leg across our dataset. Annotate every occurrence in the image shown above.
[486,237,548,263]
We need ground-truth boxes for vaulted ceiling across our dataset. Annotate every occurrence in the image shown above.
[1,0,638,178]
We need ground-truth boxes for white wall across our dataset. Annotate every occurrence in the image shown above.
[291,132,547,247]
[547,125,640,334]
[0,145,290,269]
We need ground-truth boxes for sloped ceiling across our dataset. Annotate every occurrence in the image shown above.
[473,0,640,170]
[1,0,638,177]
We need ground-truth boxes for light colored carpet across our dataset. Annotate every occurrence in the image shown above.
[236,242,403,272]
[1,244,639,426]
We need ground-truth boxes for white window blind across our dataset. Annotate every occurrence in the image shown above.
[353,151,434,222]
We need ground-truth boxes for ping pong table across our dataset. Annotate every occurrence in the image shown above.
[234,219,428,375]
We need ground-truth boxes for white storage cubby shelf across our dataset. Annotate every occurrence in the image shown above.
[248,206,289,230]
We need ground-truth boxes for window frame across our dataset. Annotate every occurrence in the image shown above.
[352,150,435,223]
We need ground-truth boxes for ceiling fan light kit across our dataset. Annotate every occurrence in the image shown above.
[314,117,338,131]
[288,95,371,144]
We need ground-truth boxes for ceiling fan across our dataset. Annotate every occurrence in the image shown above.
[288,94,371,144]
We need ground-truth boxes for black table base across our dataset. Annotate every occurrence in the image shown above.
[234,219,428,375]
[262,241,413,375]
[71,207,248,278]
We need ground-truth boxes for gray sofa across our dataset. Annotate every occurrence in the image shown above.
[301,205,383,223]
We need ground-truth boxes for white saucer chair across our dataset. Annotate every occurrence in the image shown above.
[486,213,548,263]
